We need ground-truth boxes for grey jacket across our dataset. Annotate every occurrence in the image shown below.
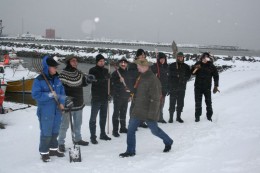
[130,69,162,121]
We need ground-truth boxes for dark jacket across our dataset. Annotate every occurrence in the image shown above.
[151,59,168,96]
[59,64,88,111]
[168,62,191,91]
[127,62,139,93]
[89,65,109,102]
[131,69,161,121]
[111,67,131,99]
[191,61,219,89]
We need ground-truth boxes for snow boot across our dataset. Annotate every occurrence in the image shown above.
[49,149,65,157]
[100,134,112,141]
[168,112,174,123]
[112,131,120,137]
[119,152,136,158]
[59,144,65,152]
[195,116,200,122]
[119,128,128,133]
[163,144,172,152]
[91,138,98,144]
[75,140,89,146]
[41,153,51,162]
[176,112,184,123]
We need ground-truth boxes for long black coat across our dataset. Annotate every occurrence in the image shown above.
[191,61,219,89]
[151,61,168,96]
[89,65,109,102]
[168,62,191,91]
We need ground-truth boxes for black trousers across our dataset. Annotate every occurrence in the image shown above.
[194,87,213,118]
[112,96,129,132]
[169,90,186,114]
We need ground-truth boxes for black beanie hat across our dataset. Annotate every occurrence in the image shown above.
[201,52,210,60]
[46,56,59,67]
[158,52,166,60]
[96,54,105,63]
[136,49,145,57]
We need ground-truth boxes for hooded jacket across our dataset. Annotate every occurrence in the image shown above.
[151,58,168,96]
[32,55,65,135]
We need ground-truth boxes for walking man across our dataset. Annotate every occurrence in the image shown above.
[119,59,173,158]
[128,49,148,128]
[168,52,191,123]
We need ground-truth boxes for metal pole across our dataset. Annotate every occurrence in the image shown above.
[22,77,25,104]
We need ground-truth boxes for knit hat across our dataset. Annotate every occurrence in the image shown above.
[65,55,78,63]
[136,49,146,57]
[46,56,59,67]
[158,52,166,59]
[134,59,152,66]
[96,54,105,63]
[118,57,128,64]
[177,52,184,57]
[201,52,210,59]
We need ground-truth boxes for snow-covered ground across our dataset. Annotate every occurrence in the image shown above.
[0,60,260,173]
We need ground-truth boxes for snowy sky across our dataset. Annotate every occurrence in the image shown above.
[1,0,260,50]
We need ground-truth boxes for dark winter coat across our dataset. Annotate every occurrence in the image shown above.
[168,62,191,91]
[111,67,131,99]
[191,61,219,89]
[130,69,161,121]
[127,62,139,93]
[59,64,88,111]
[32,55,65,135]
[89,65,109,102]
[151,59,168,96]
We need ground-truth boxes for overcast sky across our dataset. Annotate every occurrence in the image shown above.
[1,0,260,50]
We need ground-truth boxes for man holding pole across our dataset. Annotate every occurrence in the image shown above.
[111,57,131,137]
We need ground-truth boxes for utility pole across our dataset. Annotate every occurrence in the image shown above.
[0,20,4,37]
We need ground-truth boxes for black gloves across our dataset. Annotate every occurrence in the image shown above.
[105,73,111,80]
[86,74,96,84]
[213,86,220,94]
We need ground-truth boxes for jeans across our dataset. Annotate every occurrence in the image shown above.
[126,117,173,154]
[58,109,83,145]
[89,100,108,139]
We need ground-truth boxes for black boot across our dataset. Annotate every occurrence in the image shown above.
[168,112,174,123]
[195,116,200,122]
[176,112,184,123]
[112,131,120,137]
[41,153,51,162]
